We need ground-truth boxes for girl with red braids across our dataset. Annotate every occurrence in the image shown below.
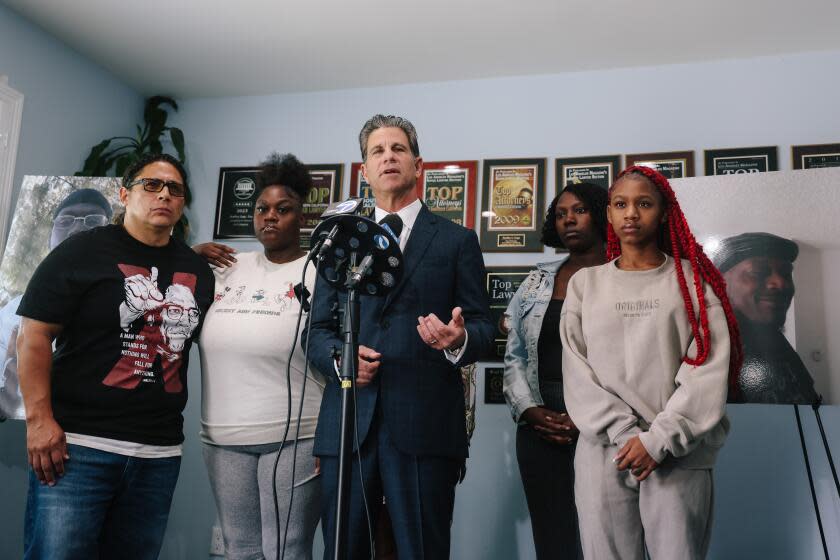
[559,166,741,559]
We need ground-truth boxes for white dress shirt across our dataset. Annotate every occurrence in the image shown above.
[374,198,422,252]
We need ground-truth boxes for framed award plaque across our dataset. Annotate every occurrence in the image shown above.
[704,146,778,175]
[302,163,343,248]
[214,166,259,239]
[484,367,506,405]
[791,143,840,170]
[421,160,478,229]
[480,158,546,252]
[555,155,621,190]
[624,151,695,178]
[485,266,532,361]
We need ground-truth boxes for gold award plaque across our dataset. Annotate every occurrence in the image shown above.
[488,166,537,232]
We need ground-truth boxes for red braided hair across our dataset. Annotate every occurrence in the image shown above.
[607,166,743,400]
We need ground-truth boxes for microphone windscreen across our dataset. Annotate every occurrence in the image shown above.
[379,214,403,241]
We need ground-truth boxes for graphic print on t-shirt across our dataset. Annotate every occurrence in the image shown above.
[212,281,297,315]
[102,264,199,393]
[275,284,296,307]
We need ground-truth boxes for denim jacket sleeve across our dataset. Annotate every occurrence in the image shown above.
[502,270,542,421]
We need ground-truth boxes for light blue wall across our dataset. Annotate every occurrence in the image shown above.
[173,50,840,560]
[0,3,143,213]
[1,9,839,555]
[0,4,142,558]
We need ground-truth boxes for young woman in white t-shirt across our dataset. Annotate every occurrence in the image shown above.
[195,153,325,560]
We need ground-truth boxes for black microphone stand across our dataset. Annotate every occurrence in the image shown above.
[794,404,830,559]
[811,397,840,501]
[333,258,362,559]
[309,214,403,560]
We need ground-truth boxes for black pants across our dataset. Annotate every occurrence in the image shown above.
[516,380,581,560]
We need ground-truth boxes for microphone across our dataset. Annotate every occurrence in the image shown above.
[313,224,340,262]
[308,198,365,262]
[378,213,403,244]
[319,198,364,219]
[348,253,375,287]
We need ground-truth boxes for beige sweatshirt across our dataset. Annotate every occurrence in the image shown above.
[560,255,730,468]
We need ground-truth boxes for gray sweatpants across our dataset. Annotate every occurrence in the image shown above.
[573,437,714,560]
[203,439,321,560]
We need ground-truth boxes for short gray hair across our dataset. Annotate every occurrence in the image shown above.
[358,115,420,161]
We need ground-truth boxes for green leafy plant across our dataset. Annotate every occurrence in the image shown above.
[75,95,191,239]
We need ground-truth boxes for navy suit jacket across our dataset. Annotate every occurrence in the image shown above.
[304,204,493,459]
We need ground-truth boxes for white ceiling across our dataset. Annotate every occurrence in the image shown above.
[5,0,840,98]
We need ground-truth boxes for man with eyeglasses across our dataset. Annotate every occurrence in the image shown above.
[49,188,114,248]
[16,154,214,559]
[1,189,113,420]
[126,176,189,197]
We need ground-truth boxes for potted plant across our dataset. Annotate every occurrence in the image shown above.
[76,95,191,239]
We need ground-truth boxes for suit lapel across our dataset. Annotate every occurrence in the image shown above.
[382,204,437,313]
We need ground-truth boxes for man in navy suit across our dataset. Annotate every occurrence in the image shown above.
[305,114,493,559]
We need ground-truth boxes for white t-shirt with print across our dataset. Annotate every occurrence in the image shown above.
[199,252,325,446]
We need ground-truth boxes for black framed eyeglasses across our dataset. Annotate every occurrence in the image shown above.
[127,178,187,198]
[53,214,110,228]
[162,305,199,322]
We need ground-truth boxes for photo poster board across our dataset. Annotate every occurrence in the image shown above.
[672,167,840,405]
[421,160,478,229]
[302,164,343,249]
[0,176,123,420]
[480,158,546,253]
[484,266,532,362]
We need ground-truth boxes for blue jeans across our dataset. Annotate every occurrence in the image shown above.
[24,443,181,560]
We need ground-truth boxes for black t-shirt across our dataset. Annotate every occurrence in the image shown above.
[17,225,214,445]
[537,298,564,383]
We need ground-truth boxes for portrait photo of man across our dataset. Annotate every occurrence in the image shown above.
[0,188,114,419]
[711,232,819,404]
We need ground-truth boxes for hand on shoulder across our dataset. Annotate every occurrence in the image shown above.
[193,242,237,268]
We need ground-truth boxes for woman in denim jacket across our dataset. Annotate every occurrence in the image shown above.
[503,182,607,559]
